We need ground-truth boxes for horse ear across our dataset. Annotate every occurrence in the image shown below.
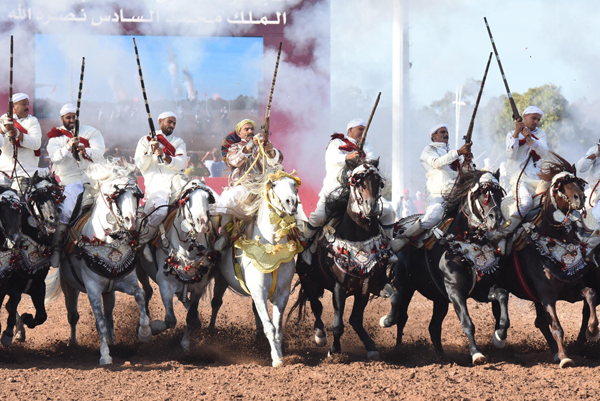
[33,171,38,179]
[493,169,500,181]
[572,164,577,176]
[373,157,380,169]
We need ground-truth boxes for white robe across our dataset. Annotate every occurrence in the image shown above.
[0,113,41,177]
[47,125,105,186]
[505,128,549,190]
[577,145,600,220]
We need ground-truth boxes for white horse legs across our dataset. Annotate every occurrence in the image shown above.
[85,286,113,365]
[102,292,116,346]
[251,293,284,367]
[61,276,80,347]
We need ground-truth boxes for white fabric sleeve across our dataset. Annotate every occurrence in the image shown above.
[164,140,187,173]
[326,139,347,168]
[432,149,459,169]
[19,118,41,150]
[86,128,106,162]
[134,136,153,172]
[529,130,549,158]
[364,142,376,159]
[576,145,597,174]
[47,137,70,164]
[506,132,519,160]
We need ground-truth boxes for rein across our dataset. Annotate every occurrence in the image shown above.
[97,180,143,238]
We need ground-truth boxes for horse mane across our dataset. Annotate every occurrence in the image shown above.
[235,165,283,218]
[538,152,576,182]
[325,158,377,220]
[85,159,137,185]
[442,169,489,218]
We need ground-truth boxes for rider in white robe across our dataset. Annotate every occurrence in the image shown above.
[576,143,600,248]
[135,112,188,260]
[501,106,549,235]
[0,93,41,180]
[301,118,397,263]
[47,103,106,267]
[392,124,471,250]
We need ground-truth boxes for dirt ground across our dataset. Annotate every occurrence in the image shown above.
[1,277,600,400]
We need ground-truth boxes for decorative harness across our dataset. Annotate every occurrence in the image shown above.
[0,190,22,280]
[348,163,385,221]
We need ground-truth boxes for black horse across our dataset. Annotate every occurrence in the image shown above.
[1,173,62,346]
[496,153,595,368]
[291,158,398,360]
[381,169,508,365]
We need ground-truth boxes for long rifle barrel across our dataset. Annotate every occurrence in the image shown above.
[8,36,13,122]
[133,38,163,164]
[262,42,282,139]
[358,92,381,153]
[73,57,85,162]
[463,52,493,145]
[484,17,520,121]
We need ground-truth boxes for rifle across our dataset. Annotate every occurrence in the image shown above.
[484,17,521,121]
[72,57,85,163]
[358,92,381,153]
[8,35,13,131]
[461,52,493,170]
[261,42,282,142]
[133,38,163,164]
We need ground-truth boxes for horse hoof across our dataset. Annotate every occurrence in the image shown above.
[150,320,168,335]
[272,359,284,367]
[67,338,78,347]
[586,329,600,342]
[553,353,560,363]
[1,333,13,347]
[492,330,506,349]
[99,356,113,365]
[367,351,381,361]
[181,340,191,352]
[14,331,25,343]
[472,352,487,366]
[379,315,391,328]
[138,326,152,343]
[315,330,327,347]
[559,358,575,369]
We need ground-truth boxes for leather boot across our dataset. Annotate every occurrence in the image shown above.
[391,220,426,252]
[49,223,68,268]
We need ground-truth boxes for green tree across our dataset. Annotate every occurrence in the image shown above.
[490,84,569,150]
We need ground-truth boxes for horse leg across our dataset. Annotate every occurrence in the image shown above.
[136,265,153,318]
[542,300,573,368]
[271,286,292,363]
[86,287,113,365]
[102,292,116,346]
[251,292,283,367]
[329,282,346,356]
[534,302,558,355]
[208,269,228,331]
[252,301,265,341]
[308,286,327,347]
[120,279,152,343]
[181,291,201,351]
[488,285,510,348]
[349,294,379,360]
[379,283,400,328]
[577,301,591,346]
[61,276,80,347]
[2,291,22,347]
[447,289,486,365]
[394,286,415,351]
[149,279,177,335]
[581,287,599,342]
[14,312,25,343]
[429,299,449,358]
[21,279,48,329]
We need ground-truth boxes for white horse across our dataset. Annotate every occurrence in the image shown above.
[45,161,151,365]
[137,179,218,350]
[209,170,303,367]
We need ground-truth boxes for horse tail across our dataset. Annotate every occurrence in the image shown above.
[44,268,63,305]
[286,278,309,324]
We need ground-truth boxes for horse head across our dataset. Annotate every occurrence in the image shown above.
[548,171,586,213]
[180,180,216,235]
[0,188,22,250]
[347,158,384,223]
[465,171,505,232]
[24,173,63,236]
[100,175,143,233]
[266,171,301,217]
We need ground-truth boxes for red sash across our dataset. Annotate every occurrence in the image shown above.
[13,120,41,157]
[47,127,91,148]
[328,133,366,158]
[146,134,180,157]
[449,159,461,171]
[517,132,540,163]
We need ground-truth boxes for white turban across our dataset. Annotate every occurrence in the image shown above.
[523,106,543,118]
[346,118,366,131]
[158,111,177,121]
[429,124,448,136]
[60,103,76,116]
[12,93,28,103]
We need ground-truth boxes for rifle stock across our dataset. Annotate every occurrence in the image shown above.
[358,92,381,153]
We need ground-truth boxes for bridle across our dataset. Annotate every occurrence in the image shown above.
[263,172,301,218]
[543,171,586,228]
[348,163,384,220]
[461,173,504,231]
[23,178,64,234]
[99,178,143,238]
[172,180,216,250]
